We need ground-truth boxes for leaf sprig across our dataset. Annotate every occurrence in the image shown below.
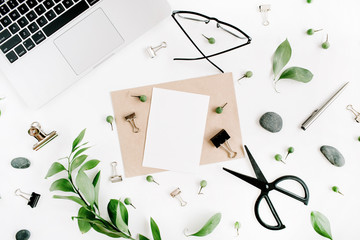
[184,213,221,237]
[311,211,333,240]
[45,129,162,240]
[139,217,162,240]
[272,39,313,92]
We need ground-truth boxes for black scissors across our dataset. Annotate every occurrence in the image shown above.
[223,145,310,230]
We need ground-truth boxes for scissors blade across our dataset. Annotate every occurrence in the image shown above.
[244,145,268,183]
[223,167,265,190]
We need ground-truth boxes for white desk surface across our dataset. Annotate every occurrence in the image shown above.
[1,0,359,239]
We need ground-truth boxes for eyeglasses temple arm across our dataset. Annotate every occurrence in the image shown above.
[172,14,224,73]
[177,14,210,23]
[216,23,246,39]
[173,41,251,61]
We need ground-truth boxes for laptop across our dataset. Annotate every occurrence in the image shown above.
[0,0,170,108]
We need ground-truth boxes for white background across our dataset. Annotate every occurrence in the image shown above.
[1,0,360,239]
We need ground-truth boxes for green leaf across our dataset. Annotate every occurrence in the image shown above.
[311,211,333,240]
[76,218,129,238]
[70,155,88,172]
[76,171,95,206]
[139,234,150,240]
[72,129,86,152]
[53,195,87,207]
[186,213,222,237]
[49,178,75,193]
[116,201,129,234]
[73,147,91,160]
[92,171,101,209]
[150,217,161,240]
[73,142,89,153]
[119,201,129,225]
[79,160,100,172]
[273,39,292,77]
[108,199,119,226]
[45,162,66,179]
[92,224,123,238]
[278,67,313,83]
[77,207,95,234]
[107,199,129,234]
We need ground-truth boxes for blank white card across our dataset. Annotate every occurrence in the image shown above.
[143,88,210,173]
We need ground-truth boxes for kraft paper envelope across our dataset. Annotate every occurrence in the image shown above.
[110,72,244,178]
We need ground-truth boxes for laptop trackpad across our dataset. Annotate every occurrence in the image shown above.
[54,9,124,75]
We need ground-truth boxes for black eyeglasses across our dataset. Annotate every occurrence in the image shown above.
[172,10,252,73]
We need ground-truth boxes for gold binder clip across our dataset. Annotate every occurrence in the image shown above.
[347,105,360,123]
[28,122,58,151]
[170,188,187,207]
[210,129,237,158]
[259,4,271,26]
[147,42,167,58]
[110,162,123,183]
[125,113,140,133]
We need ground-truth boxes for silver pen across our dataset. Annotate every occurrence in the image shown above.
[301,82,349,130]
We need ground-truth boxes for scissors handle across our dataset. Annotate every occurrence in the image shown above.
[273,175,310,205]
[254,193,285,230]
[254,175,310,230]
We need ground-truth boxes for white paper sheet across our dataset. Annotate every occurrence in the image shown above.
[142,88,210,173]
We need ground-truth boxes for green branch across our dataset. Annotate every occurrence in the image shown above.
[47,129,134,239]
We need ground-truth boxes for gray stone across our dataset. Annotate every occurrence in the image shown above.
[259,112,283,133]
[11,157,31,169]
[320,145,345,167]
[16,229,31,240]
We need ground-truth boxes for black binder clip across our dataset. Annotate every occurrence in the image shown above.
[15,189,41,208]
[28,122,58,151]
[210,129,237,158]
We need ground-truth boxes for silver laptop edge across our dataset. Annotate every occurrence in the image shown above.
[0,0,171,108]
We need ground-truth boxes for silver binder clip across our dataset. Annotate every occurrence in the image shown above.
[110,162,123,183]
[28,122,58,151]
[210,129,237,158]
[347,105,360,123]
[15,189,41,208]
[259,5,271,26]
[170,188,187,207]
[147,42,167,58]
[125,113,140,133]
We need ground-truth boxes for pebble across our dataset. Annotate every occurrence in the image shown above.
[16,229,31,240]
[320,145,345,167]
[11,157,31,169]
[259,112,283,133]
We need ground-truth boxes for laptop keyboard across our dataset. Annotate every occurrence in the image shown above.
[0,0,98,63]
